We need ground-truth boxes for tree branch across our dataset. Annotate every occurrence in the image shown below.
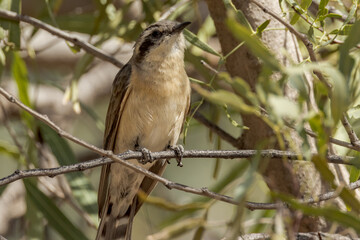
[238,232,359,240]
[341,114,360,148]
[249,0,331,89]
[0,9,124,68]
[192,111,239,148]
[1,86,360,212]
[0,149,354,187]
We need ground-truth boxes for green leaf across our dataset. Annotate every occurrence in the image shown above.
[223,0,253,31]
[24,179,88,240]
[339,20,360,80]
[290,0,312,25]
[194,85,257,115]
[184,29,221,57]
[256,20,270,37]
[226,17,282,71]
[268,94,300,119]
[9,0,21,48]
[162,162,249,227]
[273,192,360,232]
[0,140,20,159]
[11,52,33,128]
[39,124,98,224]
[330,25,352,35]
[349,166,360,182]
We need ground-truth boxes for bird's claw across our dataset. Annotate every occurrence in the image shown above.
[138,147,153,164]
[168,145,184,167]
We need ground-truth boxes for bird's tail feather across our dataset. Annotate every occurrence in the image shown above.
[95,214,130,240]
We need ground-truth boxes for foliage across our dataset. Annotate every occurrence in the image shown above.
[0,0,359,239]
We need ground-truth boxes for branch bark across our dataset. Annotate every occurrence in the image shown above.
[0,9,124,68]
[1,86,360,213]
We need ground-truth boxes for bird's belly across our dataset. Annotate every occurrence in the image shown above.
[115,90,186,154]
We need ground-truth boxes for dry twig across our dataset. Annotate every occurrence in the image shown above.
[0,9,123,68]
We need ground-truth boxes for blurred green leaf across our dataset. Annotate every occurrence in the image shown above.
[268,94,300,120]
[184,29,221,57]
[317,0,329,19]
[219,72,259,107]
[349,166,360,182]
[25,193,44,239]
[0,140,20,159]
[339,20,360,81]
[312,155,360,212]
[192,225,205,240]
[273,192,360,232]
[290,0,312,25]
[9,0,21,48]
[194,85,257,115]
[24,179,88,240]
[11,52,34,128]
[39,124,98,224]
[226,17,282,71]
[223,0,253,31]
[162,162,249,227]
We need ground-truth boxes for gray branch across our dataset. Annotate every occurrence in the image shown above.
[0,9,124,68]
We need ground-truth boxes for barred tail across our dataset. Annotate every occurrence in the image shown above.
[96,214,130,240]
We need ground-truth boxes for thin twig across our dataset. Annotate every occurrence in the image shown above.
[249,0,331,90]
[0,148,353,187]
[159,0,189,21]
[1,87,360,211]
[341,114,360,147]
[192,111,239,148]
[200,60,219,74]
[0,86,275,210]
[0,9,123,68]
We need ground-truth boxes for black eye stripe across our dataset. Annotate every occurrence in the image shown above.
[139,38,155,57]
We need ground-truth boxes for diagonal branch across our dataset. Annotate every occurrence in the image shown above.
[341,114,360,148]
[249,0,331,89]
[0,9,124,68]
[1,86,359,211]
[0,149,353,187]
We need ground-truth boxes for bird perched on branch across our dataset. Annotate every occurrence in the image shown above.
[96,20,191,240]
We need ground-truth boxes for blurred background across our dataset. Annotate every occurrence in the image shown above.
[0,0,359,239]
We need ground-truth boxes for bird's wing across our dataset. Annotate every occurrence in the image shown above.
[135,92,191,214]
[98,63,132,217]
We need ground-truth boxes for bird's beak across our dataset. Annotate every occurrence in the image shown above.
[173,22,191,33]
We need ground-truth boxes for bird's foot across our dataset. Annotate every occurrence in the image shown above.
[168,145,184,167]
[137,147,153,164]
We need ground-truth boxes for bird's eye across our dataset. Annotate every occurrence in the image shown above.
[151,30,162,38]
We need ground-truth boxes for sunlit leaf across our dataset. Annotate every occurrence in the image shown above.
[256,20,270,37]
[193,84,258,115]
[223,0,253,31]
[11,52,33,128]
[339,20,360,80]
[290,0,312,25]
[24,179,88,240]
[226,18,282,71]
[184,29,221,57]
[273,192,360,232]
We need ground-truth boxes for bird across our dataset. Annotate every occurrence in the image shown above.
[96,20,191,240]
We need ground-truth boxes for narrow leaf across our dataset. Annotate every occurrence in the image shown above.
[24,179,88,240]
[226,18,282,71]
[184,29,221,57]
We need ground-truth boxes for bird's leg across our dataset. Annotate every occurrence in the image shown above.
[167,144,184,167]
[134,137,153,164]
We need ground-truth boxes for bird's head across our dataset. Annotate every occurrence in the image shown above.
[133,20,190,64]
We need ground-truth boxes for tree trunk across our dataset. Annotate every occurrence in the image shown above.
[205,0,326,232]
